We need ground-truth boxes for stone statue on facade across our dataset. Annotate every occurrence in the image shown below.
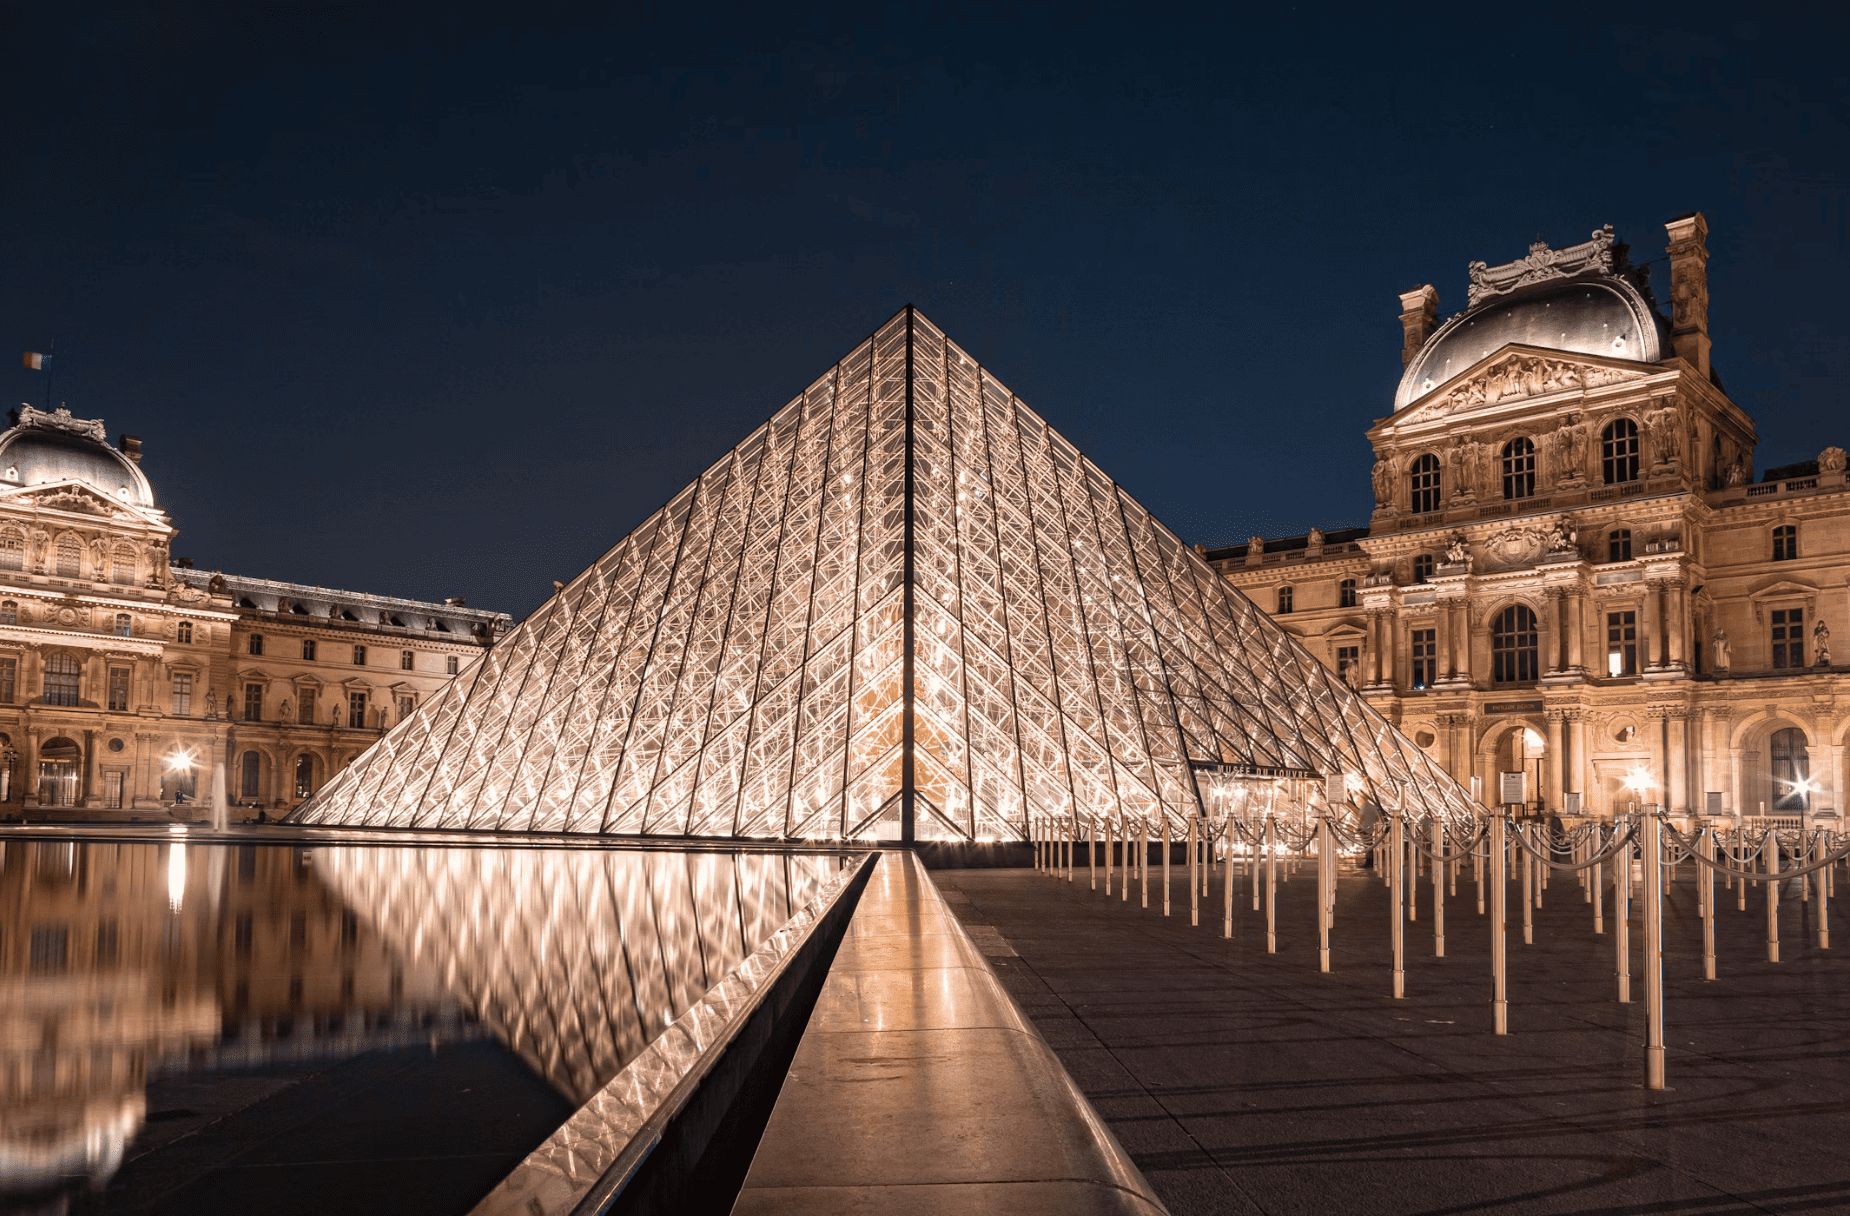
[1446,438,1468,497]
[1307,526,1323,548]
[1444,534,1469,566]
[1546,520,1576,553]
[205,689,217,720]
[1724,457,1747,487]
[1557,416,1587,483]
[1821,446,1847,475]
[1815,618,1831,667]
[1646,402,1682,467]
[278,696,292,723]
[1371,457,1394,506]
[1712,628,1731,671]
[1247,535,1265,559]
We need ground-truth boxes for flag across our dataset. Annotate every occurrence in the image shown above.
[22,352,48,370]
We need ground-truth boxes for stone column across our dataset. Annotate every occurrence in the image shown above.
[1454,600,1472,683]
[1546,589,1567,673]
[1666,712,1689,814]
[21,728,39,807]
[1647,581,1668,668]
[81,728,97,807]
[1380,611,1396,687]
[1665,580,1686,667]
[1545,710,1566,812]
[1368,611,1383,685]
[1567,590,1586,671]
[1430,601,1447,682]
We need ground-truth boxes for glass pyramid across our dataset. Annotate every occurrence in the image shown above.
[294,307,1479,840]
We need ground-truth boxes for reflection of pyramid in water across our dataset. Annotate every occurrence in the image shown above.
[295,307,1476,840]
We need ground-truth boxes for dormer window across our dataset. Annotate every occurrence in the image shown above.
[55,536,80,578]
[1409,453,1442,513]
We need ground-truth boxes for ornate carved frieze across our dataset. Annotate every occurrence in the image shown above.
[1467,226,1616,308]
[1404,352,1642,422]
[1475,524,1555,573]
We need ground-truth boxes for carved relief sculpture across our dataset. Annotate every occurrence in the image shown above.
[1247,535,1265,559]
[1467,226,1616,307]
[1414,354,1638,419]
[1712,629,1730,671]
[1446,438,1470,499]
[1816,619,1831,667]
[1646,401,1682,468]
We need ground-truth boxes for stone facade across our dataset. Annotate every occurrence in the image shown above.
[1214,214,1848,821]
[0,405,508,819]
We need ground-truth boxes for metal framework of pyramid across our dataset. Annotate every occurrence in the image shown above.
[294,307,1478,840]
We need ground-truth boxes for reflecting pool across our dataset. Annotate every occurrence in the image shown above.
[0,837,849,1215]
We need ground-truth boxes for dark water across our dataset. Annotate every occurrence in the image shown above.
[0,836,845,1215]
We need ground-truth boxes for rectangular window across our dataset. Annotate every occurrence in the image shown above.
[103,771,124,809]
[302,638,317,661]
[400,649,414,671]
[396,694,414,722]
[244,682,263,722]
[1606,611,1638,677]
[1410,629,1436,690]
[352,644,366,666]
[29,924,70,974]
[112,550,134,584]
[0,656,15,704]
[348,691,367,729]
[177,621,193,643]
[1335,645,1361,684]
[107,666,130,711]
[172,671,193,716]
[446,655,459,676]
[249,634,264,656]
[114,613,132,637]
[1772,608,1804,669]
[299,686,317,725]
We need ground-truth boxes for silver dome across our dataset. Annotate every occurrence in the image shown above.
[1394,276,1665,412]
[0,421,155,507]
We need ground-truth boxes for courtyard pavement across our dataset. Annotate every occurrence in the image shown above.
[932,855,1850,1216]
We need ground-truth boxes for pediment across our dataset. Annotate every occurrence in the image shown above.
[1384,345,1653,431]
[4,479,162,524]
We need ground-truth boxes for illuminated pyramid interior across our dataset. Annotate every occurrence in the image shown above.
[294,307,1477,840]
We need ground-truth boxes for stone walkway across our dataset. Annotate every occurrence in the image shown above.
[932,856,1850,1216]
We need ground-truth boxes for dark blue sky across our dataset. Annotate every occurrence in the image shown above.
[4,3,1846,618]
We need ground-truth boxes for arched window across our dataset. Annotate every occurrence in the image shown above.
[1607,529,1632,563]
[1501,437,1535,500]
[1491,605,1540,685]
[0,529,23,572]
[1339,578,1357,608]
[294,753,316,799]
[1412,553,1434,584]
[1772,524,1798,561]
[240,750,261,800]
[0,601,16,626]
[1277,586,1294,614]
[1771,728,1810,811]
[41,653,80,706]
[111,543,136,585]
[1409,453,1442,513]
[1602,418,1640,485]
[113,613,131,637]
[55,536,81,578]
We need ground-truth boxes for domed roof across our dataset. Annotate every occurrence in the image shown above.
[1394,276,1665,412]
[0,407,155,508]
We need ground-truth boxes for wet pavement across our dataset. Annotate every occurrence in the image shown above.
[933,856,1850,1216]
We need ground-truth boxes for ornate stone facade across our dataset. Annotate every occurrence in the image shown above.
[0,406,509,819]
[1215,213,1850,821]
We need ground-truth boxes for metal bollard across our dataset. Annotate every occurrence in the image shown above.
[1162,817,1171,916]
[1701,823,1716,980]
[1432,817,1445,958]
[1643,810,1666,1090]
[1390,813,1405,999]
[1767,829,1781,963]
[1189,817,1199,927]
[1616,818,1631,1003]
[1265,815,1278,954]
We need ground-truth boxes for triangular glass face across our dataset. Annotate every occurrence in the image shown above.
[295,308,1479,840]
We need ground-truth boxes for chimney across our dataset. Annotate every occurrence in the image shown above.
[1665,212,1710,378]
[119,434,143,464]
[1397,285,1440,367]
[445,596,467,607]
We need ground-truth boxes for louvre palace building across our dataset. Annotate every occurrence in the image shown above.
[0,405,507,818]
[1214,213,1847,822]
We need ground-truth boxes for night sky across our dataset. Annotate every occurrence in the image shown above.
[4,4,1846,621]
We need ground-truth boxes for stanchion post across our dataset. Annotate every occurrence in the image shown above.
[1390,811,1405,999]
[1189,817,1200,927]
[1105,817,1114,897]
[1318,812,1332,972]
[1701,821,1716,980]
[1432,816,1445,958]
[1491,810,1508,1034]
[1767,826,1781,963]
[1222,824,1234,939]
[1265,814,1278,954]
[1593,825,1604,935]
[1089,816,1097,891]
[1616,813,1631,1003]
[1521,825,1534,946]
[1643,808,1666,1090]
[1162,817,1171,916]
[1141,818,1150,909]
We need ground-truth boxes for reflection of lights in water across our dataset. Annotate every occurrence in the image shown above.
[167,841,186,910]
